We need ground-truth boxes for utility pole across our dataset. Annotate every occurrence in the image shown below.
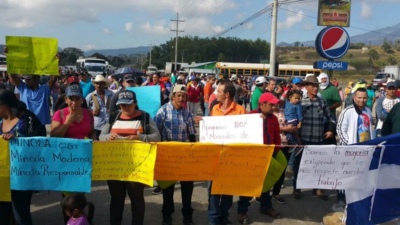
[269,0,278,77]
[171,13,184,73]
[149,42,153,66]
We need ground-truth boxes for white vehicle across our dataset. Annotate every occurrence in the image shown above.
[76,57,107,77]
[146,65,158,75]
[165,62,189,74]
[0,54,6,72]
[373,65,400,88]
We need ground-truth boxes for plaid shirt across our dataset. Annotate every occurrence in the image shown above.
[299,95,335,143]
[154,102,196,142]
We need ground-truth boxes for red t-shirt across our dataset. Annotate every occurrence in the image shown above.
[249,109,281,152]
[52,108,93,139]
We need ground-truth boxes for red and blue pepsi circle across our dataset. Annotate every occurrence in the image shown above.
[315,26,350,60]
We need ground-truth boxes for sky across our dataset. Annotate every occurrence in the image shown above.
[0,0,399,51]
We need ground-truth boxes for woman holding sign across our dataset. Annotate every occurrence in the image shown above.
[0,89,46,225]
[99,90,160,225]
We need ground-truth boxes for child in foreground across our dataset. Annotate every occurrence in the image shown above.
[62,193,95,225]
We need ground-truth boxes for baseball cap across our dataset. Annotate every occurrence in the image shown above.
[68,76,80,84]
[292,77,302,84]
[123,74,135,82]
[258,92,280,104]
[386,82,397,89]
[116,90,137,105]
[65,85,83,98]
[172,84,187,94]
[230,74,238,81]
[255,76,267,84]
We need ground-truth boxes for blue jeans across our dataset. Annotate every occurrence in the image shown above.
[207,182,233,224]
[204,102,209,117]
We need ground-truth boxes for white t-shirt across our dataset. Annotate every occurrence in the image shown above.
[377,98,400,129]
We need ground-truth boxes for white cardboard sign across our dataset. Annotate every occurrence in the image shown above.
[297,145,375,190]
[199,114,263,144]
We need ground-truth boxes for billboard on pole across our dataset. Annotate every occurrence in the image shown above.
[317,0,351,27]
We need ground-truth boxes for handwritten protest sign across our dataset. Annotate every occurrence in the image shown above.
[262,150,287,193]
[126,86,161,119]
[6,36,59,75]
[211,144,273,197]
[92,141,156,186]
[155,142,220,181]
[297,145,375,190]
[199,114,263,144]
[9,137,92,192]
[0,138,11,202]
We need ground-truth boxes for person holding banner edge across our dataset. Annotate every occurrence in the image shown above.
[99,89,161,225]
[0,89,46,225]
[154,84,197,225]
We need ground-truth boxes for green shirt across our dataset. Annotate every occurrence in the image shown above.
[251,86,264,110]
[319,85,342,116]
[367,89,375,107]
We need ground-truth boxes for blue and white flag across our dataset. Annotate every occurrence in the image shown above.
[346,133,400,225]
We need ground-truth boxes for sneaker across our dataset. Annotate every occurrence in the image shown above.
[152,186,162,195]
[183,216,194,225]
[292,190,301,199]
[237,213,249,224]
[281,184,285,189]
[272,195,286,204]
[255,197,262,204]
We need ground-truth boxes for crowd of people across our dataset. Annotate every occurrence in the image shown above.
[1,67,400,225]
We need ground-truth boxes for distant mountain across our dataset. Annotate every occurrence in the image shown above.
[279,22,400,47]
[351,23,400,45]
[84,46,150,57]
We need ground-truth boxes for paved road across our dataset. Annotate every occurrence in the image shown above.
[31,179,340,225]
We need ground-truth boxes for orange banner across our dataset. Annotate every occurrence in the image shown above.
[154,142,220,181]
[211,144,274,197]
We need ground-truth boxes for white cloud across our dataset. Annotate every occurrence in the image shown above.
[211,25,224,34]
[278,10,304,29]
[103,28,111,34]
[83,44,96,51]
[246,22,254,30]
[303,23,314,30]
[125,22,133,32]
[140,22,169,35]
[236,12,246,19]
[361,1,372,19]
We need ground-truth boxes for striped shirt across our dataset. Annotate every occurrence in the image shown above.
[299,95,335,143]
[154,102,196,142]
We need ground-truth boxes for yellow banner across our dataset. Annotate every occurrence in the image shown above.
[211,144,274,197]
[92,141,156,186]
[155,142,220,181]
[262,150,288,193]
[0,138,11,202]
[6,36,59,75]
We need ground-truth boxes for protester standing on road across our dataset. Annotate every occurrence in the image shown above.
[204,76,216,116]
[375,82,400,138]
[109,74,137,113]
[154,84,197,225]
[0,89,46,225]
[230,75,244,105]
[318,73,342,120]
[79,72,94,98]
[251,77,267,110]
[187,78,203,117]
[206,80,246,225]
[10,74,55,125]
[86,75,114,139]
[100,90,160,225]
[292,75,336,200]
[382,102,400,136]
[237,93,282,224]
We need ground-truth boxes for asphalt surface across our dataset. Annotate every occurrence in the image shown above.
[31,180,340,225]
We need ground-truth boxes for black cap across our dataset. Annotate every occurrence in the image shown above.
[123,74,135,82]
[116,90,137,105]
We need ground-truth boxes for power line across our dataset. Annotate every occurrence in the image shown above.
[171,13,185,71]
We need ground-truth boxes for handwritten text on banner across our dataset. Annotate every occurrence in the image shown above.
[297,145,375,190]
[154,142,220,181]
[199,114,263,144]
[6,36,59,75]
[0,138,11,202]
[92,141,156,186]
[9,137,92,193]
[211,144,274,197]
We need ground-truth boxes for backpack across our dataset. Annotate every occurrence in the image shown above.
[344,92,354,108]
[22,110,46,137]
[91,91,111,112]
[108,110,150,135]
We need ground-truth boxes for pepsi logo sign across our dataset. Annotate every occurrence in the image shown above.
[315,26,350,60]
